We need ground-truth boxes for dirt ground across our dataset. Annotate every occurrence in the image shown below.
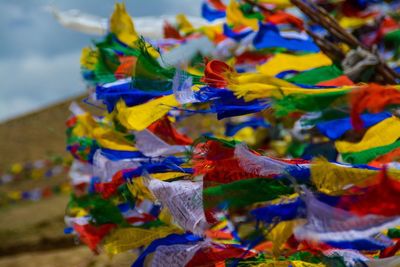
[0,246,135,267]
[0,95,135,266]
[0,194,137,266]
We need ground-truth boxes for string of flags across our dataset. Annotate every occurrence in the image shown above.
[1,182,72,206]
[0,157,72,206]
[57,0,400,266]
[0,156,71,185]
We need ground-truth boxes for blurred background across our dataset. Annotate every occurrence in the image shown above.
[0,1,201,266]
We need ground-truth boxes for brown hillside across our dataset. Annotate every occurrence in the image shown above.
[0,94,88,171]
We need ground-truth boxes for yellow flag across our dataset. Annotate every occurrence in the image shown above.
[249,260,325,267]
[339,16,372,29]
[73,113,137,151]
[151,172,189,180]
[60,183,72,194]
[126,172,184,201]
[258,0,292,7]
[228,72,297,101]
[8,191,22,201]
[92,127,136,152]
[335,116,400,153]
[251,262,291,267]
[312,158,400,195]
[258,53,332,76]
[199,24,224,41]
[186,66,204,76]
[176,14,195,35]
[110,3,138,46]
[312,158,375,195]
[268,220,304,257]
[110,4,160,57]
[232,127,257,145]
[226,71,350,102]
[158,207,175,225]
[234,72,295,86]
[116,95,179,131]
[127,177,155,201]
[10,163,23,174]
[226,0,259,31]
[80,47,98,70]
[291,261,326,267]
[211,220,229,231]
[103,226,181,256]
[71,113,97,137]
[31,169,44,179]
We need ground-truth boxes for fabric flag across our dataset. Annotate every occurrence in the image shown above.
[350,84,400,130]
[131,233,203,267]
[251,196,306,224]
[294,190,400,243]
[234,143,291,177]
[253,23,320,52]
[258,53,332,77]
[92,149,140,182]
[115,95,179,131]
[286,65,344,85]
[316,112,391,140]
[151,241,207,267]
[202,0,226,22]
[335,116,400,154]
[338,169,400,217]
[102,226,180,256]
[186,243,257,266]
[310,158,381,195]
[147,178,209,235]
[74,223,116,252]
[109,3,138,46]
[96,78,172,112]
[203,177,294,208]
[134,129,188,157]
[226,0,259,31]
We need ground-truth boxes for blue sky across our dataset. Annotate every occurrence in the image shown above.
[0,0,202,121]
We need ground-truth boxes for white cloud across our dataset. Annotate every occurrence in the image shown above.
[0,50,84,122]
[0,0,203,121]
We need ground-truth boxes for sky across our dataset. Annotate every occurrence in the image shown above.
[0,0,202,122]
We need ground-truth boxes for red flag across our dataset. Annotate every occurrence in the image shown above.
[202,60,234,88]
[186,244,256,267]
[350,84,400,130]
[339,168,400,217]
[73,223,116,252]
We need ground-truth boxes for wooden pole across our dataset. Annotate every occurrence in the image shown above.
[289,0,398,84]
